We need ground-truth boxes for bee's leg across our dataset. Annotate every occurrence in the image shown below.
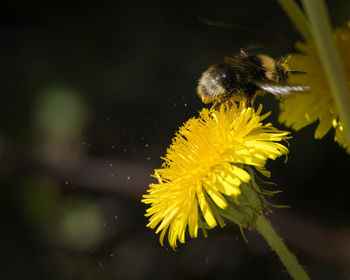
[212,102,219,110]
[246,97,252,107]
[245,87,257,108]
[247,93,258,107]
[212,95,230,110]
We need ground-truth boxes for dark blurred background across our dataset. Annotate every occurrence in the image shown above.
[1,0,350,279]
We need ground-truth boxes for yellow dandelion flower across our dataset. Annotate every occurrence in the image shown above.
[279,23,350,153]
[142,102,289,249]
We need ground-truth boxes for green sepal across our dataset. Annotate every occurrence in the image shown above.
[204,191,251,228]
[198,164,286,242]
[198,216,209,238]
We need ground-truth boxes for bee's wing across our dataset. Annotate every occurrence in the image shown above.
[255,83,309,96]
[223,54,257,71]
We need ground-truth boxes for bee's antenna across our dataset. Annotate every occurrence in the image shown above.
[289,70,307,74]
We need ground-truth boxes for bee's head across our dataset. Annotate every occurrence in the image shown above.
[276,62,289,84]
[258,54,290,84]
[277,55,306,84]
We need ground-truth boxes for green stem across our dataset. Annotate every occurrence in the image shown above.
[277,0,313,44]
[301,0,350,147]
[255,215,310,280]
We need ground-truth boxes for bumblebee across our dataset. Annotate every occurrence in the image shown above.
[197,50,309,107]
